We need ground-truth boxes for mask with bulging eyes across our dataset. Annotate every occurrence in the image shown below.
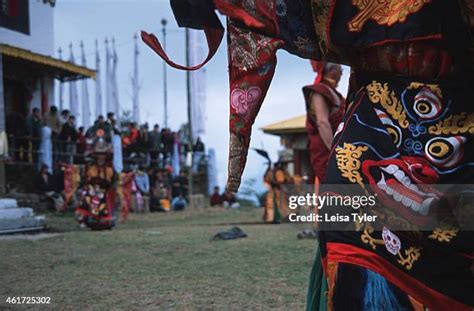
[413,87,442,120]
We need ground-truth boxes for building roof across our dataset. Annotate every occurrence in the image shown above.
[261,115,306,136]
[0,44,95,81]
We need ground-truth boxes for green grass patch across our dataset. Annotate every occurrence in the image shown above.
[0,208,317,310]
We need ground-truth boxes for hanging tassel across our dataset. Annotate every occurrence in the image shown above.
[363,270,405,311]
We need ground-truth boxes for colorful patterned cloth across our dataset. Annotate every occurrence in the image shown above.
[75,164,115,230]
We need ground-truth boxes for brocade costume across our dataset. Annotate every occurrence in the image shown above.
[142,1,474,309]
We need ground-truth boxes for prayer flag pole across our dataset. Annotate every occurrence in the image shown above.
[186,28,194,207]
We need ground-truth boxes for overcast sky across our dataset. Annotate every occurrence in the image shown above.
[54,0,349,191]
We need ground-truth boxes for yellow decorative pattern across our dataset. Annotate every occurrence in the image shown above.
[361,224,385,249]
[348,0,431,32]
[397,247,421,270]
[366,81,409,128]
[428,113,474,135]
[407,82,442,98]
[428,228,459,242]
[335,143,368,188]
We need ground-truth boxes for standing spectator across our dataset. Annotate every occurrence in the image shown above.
[161,128,174,167]
[59,110,70,127]
[43,106,61,135]
[75,126,86,164]
[26,108,42,165]
[192,137,205,172]
[123,123,139,148]
[42,106,61,161]
[149,124,162,168]
[105,112,115,137]
[111,118,121,135]
[193,137,205,152]
[59,116,78,164]
[137,125,149,153]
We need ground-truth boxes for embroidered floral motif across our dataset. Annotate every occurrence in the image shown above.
[231,86,262,123]
[229,25,275,71]
[336,143,368,188]
[397,247,421,270]
[428,228,459,242]
[367,81,409,128]
[361,224,385,249]
[348,0,431,32]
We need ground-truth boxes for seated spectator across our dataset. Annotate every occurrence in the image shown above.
[223,192,240,209]
[171,194,187,211]
[135,166,150,194]
[150,183,170,212]
[210,186,224,206]
[35,164,64,212]
[171,169,188,200]
[134,166,150,212]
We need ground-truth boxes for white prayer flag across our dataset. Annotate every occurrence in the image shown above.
[80,41,91,127]
[95,39,103,119]
[68,43,80,121]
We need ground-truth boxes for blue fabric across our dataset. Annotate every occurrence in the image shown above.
[38,126,52,173]
[171,196,187,211]
[112,134,123,173]
[172,142,180,177]
[135,173,150,193]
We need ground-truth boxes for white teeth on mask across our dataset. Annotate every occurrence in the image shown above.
[382,164,398,174]
[386,186,394,195]
[394,170,405,181]
[377,173,387,190]
[409,184,419,192]
[393,191,403,202]
[411,201,421,212]
[402,196,412,207]
[420,197,435,216]
[419,205,429,216]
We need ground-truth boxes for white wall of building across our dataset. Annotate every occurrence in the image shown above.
[0,0,54,56]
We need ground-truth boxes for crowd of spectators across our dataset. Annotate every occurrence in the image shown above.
[7,106,209,213]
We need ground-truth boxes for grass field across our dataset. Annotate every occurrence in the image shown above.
[0,207,317,310]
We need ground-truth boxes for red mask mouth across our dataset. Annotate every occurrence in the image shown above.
[362,156,441,226]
